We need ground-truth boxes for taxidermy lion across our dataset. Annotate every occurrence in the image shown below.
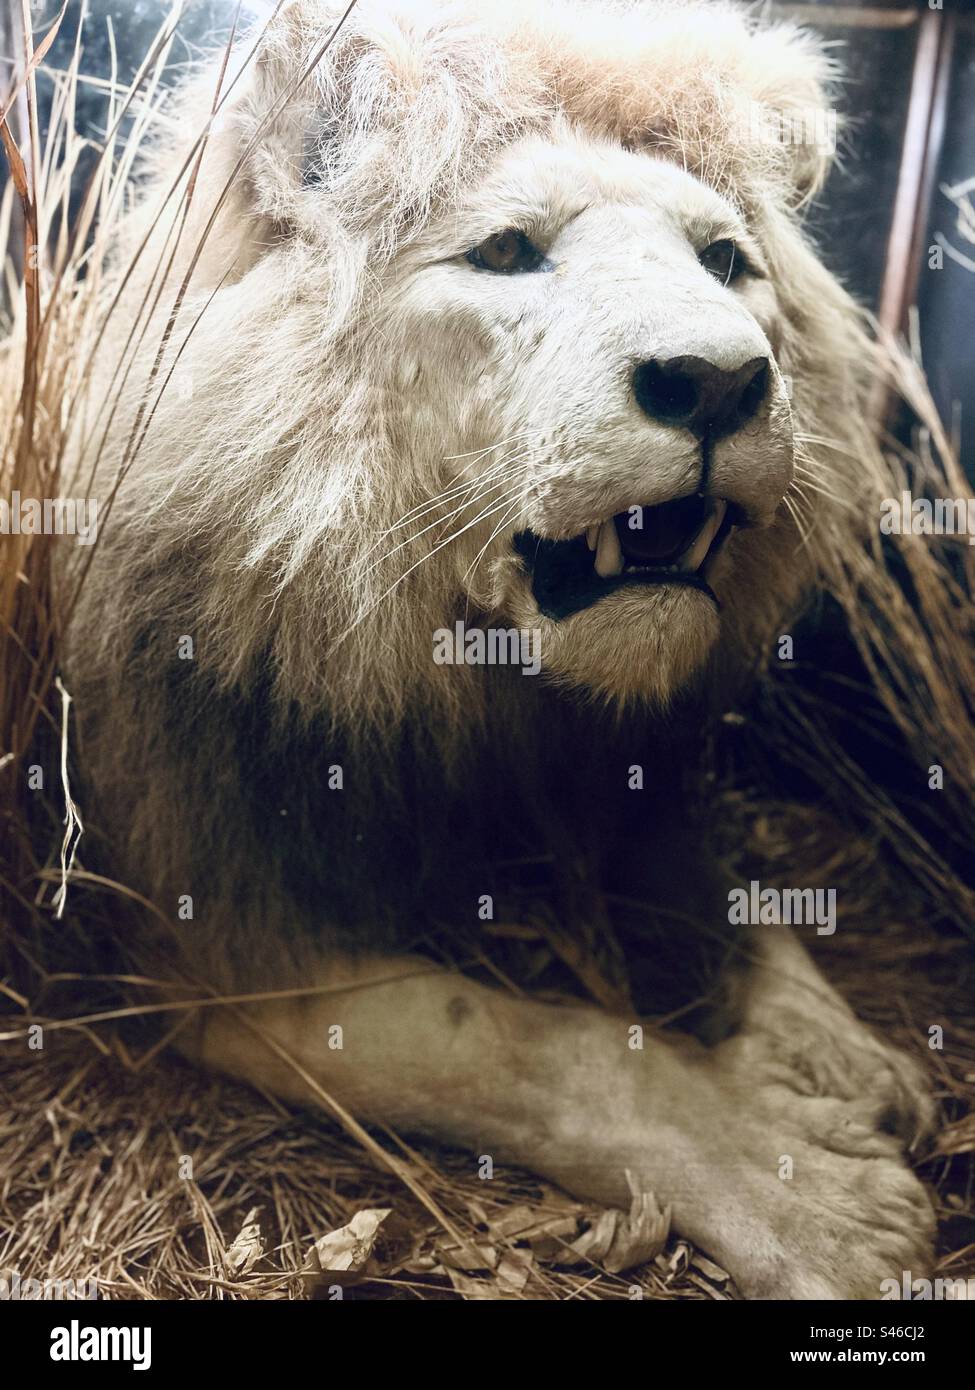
[61,0,941,1298]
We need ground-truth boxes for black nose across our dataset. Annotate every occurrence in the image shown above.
[632,354,770,439]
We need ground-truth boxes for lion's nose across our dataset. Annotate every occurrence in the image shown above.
[632,354,770,440]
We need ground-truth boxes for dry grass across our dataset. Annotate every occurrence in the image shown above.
[0,800,972,1300]
[0,3,973,1299]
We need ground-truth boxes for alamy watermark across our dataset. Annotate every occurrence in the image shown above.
[742,100,837,156]
[0,1269,98,1300]
[880,492,975,545]
[433,621,541,676]
[0,492,98,545]
[881,1271,973,1301]
[50,1319,151,1371]
[728,879,837,935]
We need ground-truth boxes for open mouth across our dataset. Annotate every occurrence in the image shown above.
[513,493,738,620]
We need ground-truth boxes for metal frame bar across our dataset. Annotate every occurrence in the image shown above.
[877,6,957,340]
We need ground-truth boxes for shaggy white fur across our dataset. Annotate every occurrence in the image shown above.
[60,1,941,1301]
[70,0,874,727]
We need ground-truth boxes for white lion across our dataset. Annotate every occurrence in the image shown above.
[62,0,939,1298]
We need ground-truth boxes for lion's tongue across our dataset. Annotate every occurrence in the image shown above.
[615,495,710,566]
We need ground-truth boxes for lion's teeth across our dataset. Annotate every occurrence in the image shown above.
[586,526,599,552]
[594,519,624,577]
[678,500,727,572]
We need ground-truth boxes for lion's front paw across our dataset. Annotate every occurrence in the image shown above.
[730,1109,937,1300]
[719,983,936,1153]
[728,929,937,1151]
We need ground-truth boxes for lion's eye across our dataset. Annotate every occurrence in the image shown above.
[466,229,546,274]
[699,239,743,285]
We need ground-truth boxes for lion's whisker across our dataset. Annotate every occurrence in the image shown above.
[330,490,529,655]
[358,459,516,560]
[359,456,535,575]
[793,453,846,481]
[789,473,856,510]
[462,492,528,614]
[443,431,540,463]
[782,490,814,547]
[359,447,538,560]
[368,453,532,547]
[793,432,863,463]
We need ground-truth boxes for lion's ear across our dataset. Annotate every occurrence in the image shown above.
[143,3,332,272]
[210,0,478,241]
[164,1,358,249]
[743,23,839,208]
[547,4,840,214]
[221,3,331,231]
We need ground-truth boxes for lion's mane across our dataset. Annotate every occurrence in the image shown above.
[58,0,975,982]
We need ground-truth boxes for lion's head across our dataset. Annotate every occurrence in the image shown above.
[75,0,883,731]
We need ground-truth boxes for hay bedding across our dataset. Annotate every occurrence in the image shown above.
[1,802,973,1301]
[1,3,974,1301]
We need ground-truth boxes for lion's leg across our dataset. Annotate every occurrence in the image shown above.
[182,950,933,1298]
[185,954,738,1217]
